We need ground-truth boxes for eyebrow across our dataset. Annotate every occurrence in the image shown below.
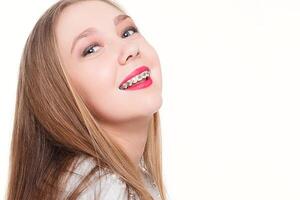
[114,14,130,26]
[70,14,131,54]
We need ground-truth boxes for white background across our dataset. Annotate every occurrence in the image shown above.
[1,0,300,199]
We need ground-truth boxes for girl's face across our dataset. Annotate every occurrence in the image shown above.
[55,1,162,124]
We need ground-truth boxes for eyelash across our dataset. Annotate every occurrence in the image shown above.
[81,26,139,57]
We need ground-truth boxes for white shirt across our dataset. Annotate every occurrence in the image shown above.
[62,156,162,200]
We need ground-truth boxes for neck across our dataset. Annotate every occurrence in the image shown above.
[98,115,152,167]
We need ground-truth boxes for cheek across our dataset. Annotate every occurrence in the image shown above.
[144,45,162,84]
[143,42,161,67]
[67,62,116,109]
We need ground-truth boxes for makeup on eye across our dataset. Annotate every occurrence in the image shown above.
[82,42,101,57]
[121,26,139,38]
[81,25,140,57]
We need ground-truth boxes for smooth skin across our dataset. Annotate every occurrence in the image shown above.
[55,0,163,167]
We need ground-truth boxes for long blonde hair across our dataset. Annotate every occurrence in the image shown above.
[6,0,166,199]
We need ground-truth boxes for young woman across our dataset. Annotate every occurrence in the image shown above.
[6,0,166,199]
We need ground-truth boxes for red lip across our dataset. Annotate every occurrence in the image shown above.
[119,66,150,88]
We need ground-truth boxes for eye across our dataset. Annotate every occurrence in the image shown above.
[121,26,139,38]
[82,43,101,57]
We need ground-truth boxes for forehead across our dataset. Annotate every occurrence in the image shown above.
[55,0,124,39]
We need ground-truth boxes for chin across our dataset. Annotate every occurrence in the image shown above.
[145,95,163,115]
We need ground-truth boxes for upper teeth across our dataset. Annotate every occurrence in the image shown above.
[120,71,150,90]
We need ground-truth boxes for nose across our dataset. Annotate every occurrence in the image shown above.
[118,42,140,65]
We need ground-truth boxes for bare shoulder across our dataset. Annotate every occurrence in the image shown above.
[62,155,130,200]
